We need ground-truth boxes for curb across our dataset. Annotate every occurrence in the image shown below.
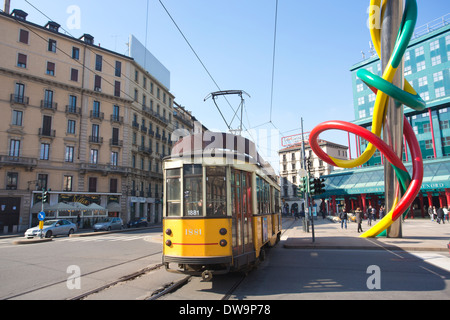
[13,238,53,245]
[69,225,161,237]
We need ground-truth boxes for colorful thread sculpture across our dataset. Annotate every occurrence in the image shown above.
[308,0,426,238]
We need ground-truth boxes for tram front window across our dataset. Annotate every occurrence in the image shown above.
[206,167,226,216]
[184,164,202,216]
[166,168,181,216]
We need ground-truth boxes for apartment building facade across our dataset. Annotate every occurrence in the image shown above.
[0,9,175,232]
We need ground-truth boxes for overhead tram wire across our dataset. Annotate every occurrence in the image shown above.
[269,0,279,125]
[158,0,235,131]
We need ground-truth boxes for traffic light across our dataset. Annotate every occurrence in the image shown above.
[298,177,308,195]
[309,178,316,195]
[42,188,50,202]
[317,178,326,194]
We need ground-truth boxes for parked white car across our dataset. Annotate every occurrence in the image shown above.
[25,219,77,238]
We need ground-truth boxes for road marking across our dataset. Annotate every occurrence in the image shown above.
[411,252,450,274]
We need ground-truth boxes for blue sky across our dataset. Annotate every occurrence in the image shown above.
[9,0,450,172]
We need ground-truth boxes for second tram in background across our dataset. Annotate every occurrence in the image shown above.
[162,132,281,280]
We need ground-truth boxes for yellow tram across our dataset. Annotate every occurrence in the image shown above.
[162,132,281,280]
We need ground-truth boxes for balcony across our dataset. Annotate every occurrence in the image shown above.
[0,155,37,171]
[109,139,123,147]
[80,162,129,176]
[10,94,29,106]
[132,121,139,130]
[110,114,123,124]
[90,110,104,121]
[140,125,148,134]
[89,136,103,145]
[65,105,81,115]
[40,100,57,111]
[38,128,56,138]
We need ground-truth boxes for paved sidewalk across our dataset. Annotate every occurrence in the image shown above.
[283,217,450,253]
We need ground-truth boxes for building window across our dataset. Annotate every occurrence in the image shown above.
[65,146,74,162]
[17,53,27,68]
[433,71,443,82]
[368,93,376,102]
[418,76,428,87]
[416,61,426,72]
[440,120,449,130]
[67,120,76,134]
[356,83,363,92]
[48,39,57,52]
[358,97,365,105]
[425,139,433,149]
[70,68,78,81]
[12,110,23,126]
[95,54,102,71]
[359,109,366,119]
[63,176,73,191]
[6,172,18,190]
[46,61,55,76]
[88,177,97,192]
[19,29,29,44]
[431,55,441,66]
[442,136,450,147]
[111,151,118,166]
[420,91,430,101]
[72,47,79,60]
[90,149,98,164]
[423,123,431,133]
[115,61,121,77]
[404,65,412,76]
[429,40,440,51]
[114,81,120,97]
[93,101,100,116]
[414,46,424,57]
[110,178,118,193]
[94,75,101,91]
[435,87,445,98]
[38,174,48,190]
[40,143,50,160]
[9,139,20,157]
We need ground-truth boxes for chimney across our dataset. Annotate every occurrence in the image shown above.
[4,0,10,14]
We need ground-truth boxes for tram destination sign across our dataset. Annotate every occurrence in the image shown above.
[281,132,310,147]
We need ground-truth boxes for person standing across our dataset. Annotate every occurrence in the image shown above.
[355,207,363,233]
[444,206,449,223]
[339,208,348,229]
[367,206,373,226]
[379,206,385,219]
[437,206,445,224]
[428,206,434,222]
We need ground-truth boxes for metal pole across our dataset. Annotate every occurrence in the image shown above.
[382,0,404,238]
[301,118,308,232]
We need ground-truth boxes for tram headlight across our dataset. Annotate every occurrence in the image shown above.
[165,240,172,246]
[219,228,227,235]
[165,228,172,236]
[219,239,227,247]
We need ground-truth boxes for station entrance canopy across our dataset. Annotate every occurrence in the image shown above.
[321,158,450,197]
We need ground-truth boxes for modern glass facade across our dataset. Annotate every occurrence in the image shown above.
[322,18,450,216]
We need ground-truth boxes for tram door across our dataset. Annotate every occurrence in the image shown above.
[231,170,253,256]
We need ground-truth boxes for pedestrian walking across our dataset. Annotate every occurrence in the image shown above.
[339,208,348,229]
[428,206,434,222]
[76,214,81,228]
[433,206,438,222]
[355,207,363,233]
[437,206,445,224]
[379,206,385,219]
[444,206,449,223]
[372,206,377,221]
[367,206,373,226]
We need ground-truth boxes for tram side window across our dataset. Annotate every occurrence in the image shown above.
[206,167,227,216]
[166,168,181,216]
[184,164,202,216]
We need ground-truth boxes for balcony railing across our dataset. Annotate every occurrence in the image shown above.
[89,136,103,144]
[40,100,57,111]
[38,128,56,138]
[90,110,104,120]
[10,94,29,105]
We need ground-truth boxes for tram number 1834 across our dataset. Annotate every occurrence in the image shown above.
[185,228,202,236]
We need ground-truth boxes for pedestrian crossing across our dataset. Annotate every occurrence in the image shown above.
[59,234,151,243]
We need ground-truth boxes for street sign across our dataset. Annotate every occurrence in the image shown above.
[38,211,45,221]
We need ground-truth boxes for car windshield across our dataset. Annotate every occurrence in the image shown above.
[43,220,58,226]
[98,217,113,223]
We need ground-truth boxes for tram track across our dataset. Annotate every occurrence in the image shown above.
[150,218,299,301]
[3,250,162,300]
